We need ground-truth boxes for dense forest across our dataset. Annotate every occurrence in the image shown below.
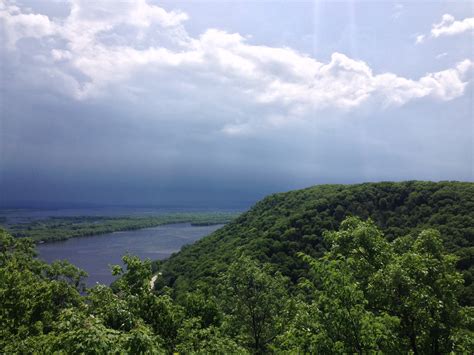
[159,181,474,306]
[1,181,473,353]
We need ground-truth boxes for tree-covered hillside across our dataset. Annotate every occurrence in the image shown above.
[1,216,472,353]
[158,181,474,305]
[2,181,474,353]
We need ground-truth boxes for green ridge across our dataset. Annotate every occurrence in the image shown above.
[158,181,474,305]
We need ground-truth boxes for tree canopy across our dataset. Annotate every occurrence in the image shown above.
[158,181,474,306]
[1,216,473,353]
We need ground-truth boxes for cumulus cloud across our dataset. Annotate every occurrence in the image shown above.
[0,2,59,48]
[431,14,474,37]
[415,13,474,44]
[1,0,473,134]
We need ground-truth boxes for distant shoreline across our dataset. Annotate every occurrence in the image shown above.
[3,212,239,244]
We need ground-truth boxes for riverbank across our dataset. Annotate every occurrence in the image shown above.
[4,212,239,243]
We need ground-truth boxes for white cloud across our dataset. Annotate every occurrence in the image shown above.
[419,60,473,101]
[415,34,425,44]
[1,1,473,134]
[413,14,473,45]
[431,14,474,37]
[51,49,72,61]
[0,3,59,48]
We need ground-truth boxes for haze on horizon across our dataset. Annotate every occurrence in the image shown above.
[0,0,473,208]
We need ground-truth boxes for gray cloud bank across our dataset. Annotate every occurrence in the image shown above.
[0,1,472,207]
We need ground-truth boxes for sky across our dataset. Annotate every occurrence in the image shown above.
[0,0,473,208]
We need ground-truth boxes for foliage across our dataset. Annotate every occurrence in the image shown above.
[276,217,466,353]
[159,181,474,305]
[219,256,292,353]
[1,181,473,353]
[0,228,85,352]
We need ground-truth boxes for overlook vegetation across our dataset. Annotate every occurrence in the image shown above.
[1,181,473,353]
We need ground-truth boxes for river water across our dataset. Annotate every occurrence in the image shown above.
[37,223,223,287]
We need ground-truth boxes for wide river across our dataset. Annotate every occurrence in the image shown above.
[37,223,223,287]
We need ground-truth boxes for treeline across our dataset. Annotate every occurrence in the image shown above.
[1,218,472,353]
[157,181,474,306]
[5,212,238,243]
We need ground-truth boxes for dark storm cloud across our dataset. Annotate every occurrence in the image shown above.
[0,1,472,207]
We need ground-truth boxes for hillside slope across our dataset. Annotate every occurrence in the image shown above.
[158,181,474,304]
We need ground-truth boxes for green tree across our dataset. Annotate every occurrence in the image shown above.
[111,255,185,352]
[290,254,399,353]
[0,229,84,350]
[220,256,291,353]
[176,318,247,353]
[371,229,464,353]
[286,218,466,353]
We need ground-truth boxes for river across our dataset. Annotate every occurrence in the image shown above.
[37,223,223,287]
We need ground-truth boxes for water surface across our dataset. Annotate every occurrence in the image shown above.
[37,223,223,287]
